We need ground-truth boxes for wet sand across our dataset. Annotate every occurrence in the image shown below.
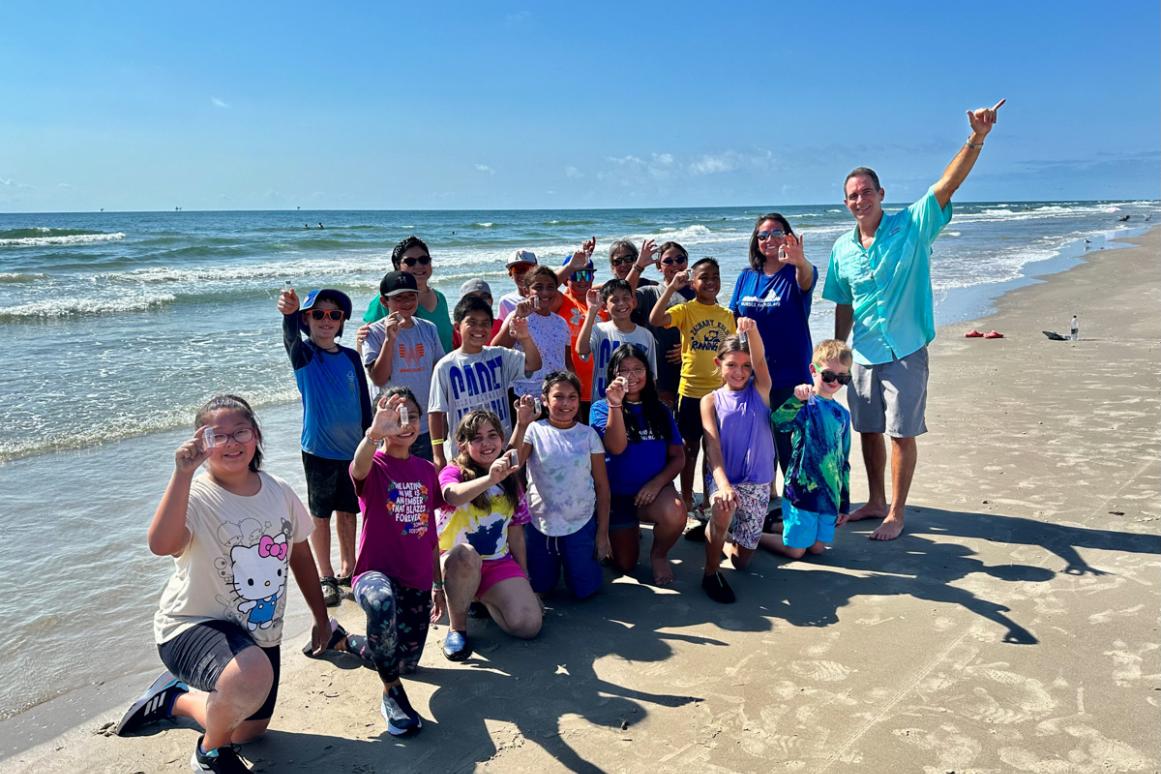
[4,231,1159,772]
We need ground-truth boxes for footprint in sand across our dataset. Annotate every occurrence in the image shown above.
[788,659,855,683]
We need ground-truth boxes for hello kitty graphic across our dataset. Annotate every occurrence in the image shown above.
[230,533,288,631]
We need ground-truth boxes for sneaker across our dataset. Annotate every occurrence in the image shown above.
[702,572,736,604]
[441,630,472,661]
[336,574,352,588]
[381,684,423,736]
[320,576,341,607]
[191,735,251,772]
[114,671,188,736]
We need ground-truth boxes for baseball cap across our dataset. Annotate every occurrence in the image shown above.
[561,255,596,272]
[379,271,419,298]
[459,278,493,298]
[299,288,352,335]
[506,249,538,268]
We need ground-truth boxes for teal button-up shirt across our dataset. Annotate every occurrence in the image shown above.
[822,188,952,366]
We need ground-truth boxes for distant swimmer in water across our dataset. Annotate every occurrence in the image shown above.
[1118,215,1130,222]
[318,223,325,229]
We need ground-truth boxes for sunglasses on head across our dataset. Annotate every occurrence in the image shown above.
[757,229,786,240]
[660,255,687,266]
[571,270,594,282]
[306,309,345,322]
[610,255,636,267]
[817,369,851,385]
[401,255,432,267]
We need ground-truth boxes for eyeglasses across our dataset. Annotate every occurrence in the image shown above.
[401,255,432,267]
[306,309,345,321]
[818,369,852,385]
[660,255,687,266]
[615,367,647,377]
[203,427,255,447]
[757,229,786,240]
[571,270,595,282]
[610,255,636,267]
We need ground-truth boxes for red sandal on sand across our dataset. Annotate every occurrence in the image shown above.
[964,329,984,338]
[983,330,1004,339]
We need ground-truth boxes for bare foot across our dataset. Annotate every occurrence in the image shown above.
[846,502,888,522]
[651,556,675,586]
[869,515,904,541]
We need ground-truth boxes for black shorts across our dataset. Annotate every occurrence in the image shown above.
[158,620,281,721]
[676,395,705,448]
[302,451,359,517]
[609,493,640,532]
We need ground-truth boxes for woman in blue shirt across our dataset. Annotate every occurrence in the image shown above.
[727,213,817,505]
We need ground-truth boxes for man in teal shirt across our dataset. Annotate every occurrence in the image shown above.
[823,100,1005,541]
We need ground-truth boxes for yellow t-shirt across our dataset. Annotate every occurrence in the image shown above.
[666,301,736,398]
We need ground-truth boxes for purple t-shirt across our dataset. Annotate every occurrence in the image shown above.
[712,380,775,485]
[351,451,444,590]
[728,264,817,389]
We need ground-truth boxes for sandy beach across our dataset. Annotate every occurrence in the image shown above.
[4,230,1159,773]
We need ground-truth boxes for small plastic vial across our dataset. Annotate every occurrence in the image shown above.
[399,406,410,425]
[1070,315,1079,341]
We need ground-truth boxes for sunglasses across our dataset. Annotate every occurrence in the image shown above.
[660,255,688,266]
[571,270,595,282]
[757,229,786,240]
[818,369,852,385]
[306,309,345,321]
[610,255,636,267]
[401,255,432,267]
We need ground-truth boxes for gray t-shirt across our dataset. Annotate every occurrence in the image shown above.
[587,321,658,402]
[362,317,445,434]
[429,346,527,442]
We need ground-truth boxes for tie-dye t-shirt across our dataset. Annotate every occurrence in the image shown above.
[436,465,531,561]
[523,419,605,537]
[772,395,851,516]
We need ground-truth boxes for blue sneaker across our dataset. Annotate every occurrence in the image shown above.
[114,671,188,736]
[441,630,472,661]
[380,684,422,737]
[191,734,250,772]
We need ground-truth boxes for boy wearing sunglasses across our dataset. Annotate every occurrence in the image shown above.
[761,339,852,560]
[278,287,372,606]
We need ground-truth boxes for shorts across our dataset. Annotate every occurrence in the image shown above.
[707,480,770,550]
[782,501,837,549]
[477,555,527,597]
[848,346,928,438]
[768,385,795,478]
[676,395,705,449]
[524,516,602,599]
[158,620,280,721]
[301,451,359,517]
[609,493,640,532]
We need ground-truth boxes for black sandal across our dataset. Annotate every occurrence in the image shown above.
[302,618,349,657]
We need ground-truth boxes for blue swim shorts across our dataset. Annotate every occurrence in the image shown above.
[782,501,837,549]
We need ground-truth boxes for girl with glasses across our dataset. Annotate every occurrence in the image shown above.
[362,235,455,352]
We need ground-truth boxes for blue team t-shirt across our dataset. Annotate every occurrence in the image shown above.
[589,399,681,496]
[728,263,817,389]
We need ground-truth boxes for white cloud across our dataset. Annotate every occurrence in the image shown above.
[474,164,495,175]
[564,165,583,179]
[689,149,776,175]
[0,177,12,186]
[211,97,229,109]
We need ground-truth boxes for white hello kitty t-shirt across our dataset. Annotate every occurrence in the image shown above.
[153,471,313,648]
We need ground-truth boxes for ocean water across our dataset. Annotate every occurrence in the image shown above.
[0,200,1157,720]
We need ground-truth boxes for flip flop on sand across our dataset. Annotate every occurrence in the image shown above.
[983,330,1004,339]
[964,329,985,338]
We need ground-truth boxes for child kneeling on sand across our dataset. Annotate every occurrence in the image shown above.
[116,395,330,774]
[764,339,853,558]
[437,402,542,661]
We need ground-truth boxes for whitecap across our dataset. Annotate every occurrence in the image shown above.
[0,232,126,247]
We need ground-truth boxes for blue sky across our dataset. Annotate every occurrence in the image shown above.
[1,1,1158,212]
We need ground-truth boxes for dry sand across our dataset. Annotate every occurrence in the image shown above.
[5,231,1159,773]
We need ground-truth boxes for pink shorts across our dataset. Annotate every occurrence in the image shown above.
[477,555,527,598]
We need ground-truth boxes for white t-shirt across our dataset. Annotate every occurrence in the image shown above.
[587,321,658,402]
[429,346,527,441]
[523,420,604,536]
[512,312,571,398]
[498,290,524,321]
[153,472,313,647]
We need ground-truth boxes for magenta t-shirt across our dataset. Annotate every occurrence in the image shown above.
[351,451,444,590]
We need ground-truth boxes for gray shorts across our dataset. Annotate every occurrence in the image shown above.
[849,346,928,438]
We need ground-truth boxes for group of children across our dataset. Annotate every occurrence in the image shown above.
[117,234,853,772]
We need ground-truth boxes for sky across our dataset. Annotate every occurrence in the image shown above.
[1,1,1158,212]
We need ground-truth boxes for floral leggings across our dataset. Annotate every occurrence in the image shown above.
[351,572,432,683]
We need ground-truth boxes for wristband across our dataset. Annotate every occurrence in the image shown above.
[607,403,623,409]
[431,439,445,446]
[365,430,386,443]
[966,140,984,149]
[432,580,445,590]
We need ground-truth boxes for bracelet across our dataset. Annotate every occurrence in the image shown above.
[365,431,386,443]
[607,403,623,409]
[432,579,445,590]
[966,140,984,149]
[431,439,445,446]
